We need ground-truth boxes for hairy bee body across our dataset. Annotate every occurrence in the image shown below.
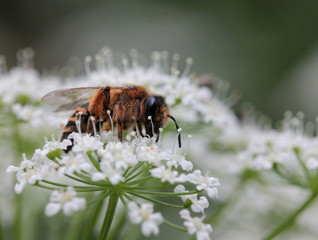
[42,85,180,152]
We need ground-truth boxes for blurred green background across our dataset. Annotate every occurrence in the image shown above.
[1,0,318,121]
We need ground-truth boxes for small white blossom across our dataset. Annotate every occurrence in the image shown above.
[306,157,318,169]
[70,133,104,152]
[174,185,209,213]
[136,143,169,166]
[150,166,187,184]
[168,153,193,171]
[128,202,164,237]
[59,154,92,174]
[187,170,220,199]
[6,154,48,194]
[91,160,124,184]
[45,187,86,216]
[103,142,137,169]
[42,136,72,154]
[180,209,212,240]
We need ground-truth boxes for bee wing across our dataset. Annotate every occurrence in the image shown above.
[41,87,100,112]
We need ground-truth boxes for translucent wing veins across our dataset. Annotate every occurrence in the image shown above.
[41,87,100,112]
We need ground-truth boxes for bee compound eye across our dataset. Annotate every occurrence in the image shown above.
[102,86,110,92]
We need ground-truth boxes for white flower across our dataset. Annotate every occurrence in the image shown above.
[70,133,104,152]
[187,170,220,199]
[174,185,209,213]
[136,143,169,166]
[168,153,193,171]
[6,154,48,194]
[59,154,92,174]
[180,209,213,240]
[91,160,124,184]
[103,142,137,169]
[42,136,72,154]
[45,187,86,216]
[150,166,187,184]
[306,157,318,169]
[128,202,164,236]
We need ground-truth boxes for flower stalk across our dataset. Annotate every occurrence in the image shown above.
[263,190,318,240]
[98,193,119,240]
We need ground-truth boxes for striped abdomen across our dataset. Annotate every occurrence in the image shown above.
[61,103,91,152]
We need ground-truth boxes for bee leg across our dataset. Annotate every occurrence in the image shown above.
[134,99,144,137]
[113,102,126,141]
[61,103,90,152]
[86,115,100,136]
[144,121,153,138]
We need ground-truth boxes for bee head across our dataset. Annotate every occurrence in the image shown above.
[143,96,167,128]
[143,96,181,147]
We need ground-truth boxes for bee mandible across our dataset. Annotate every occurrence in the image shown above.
[42,85,181,152]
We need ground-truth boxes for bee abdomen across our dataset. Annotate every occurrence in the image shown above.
[61,103,90,152]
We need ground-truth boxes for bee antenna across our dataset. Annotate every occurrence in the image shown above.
[168,115,182,148]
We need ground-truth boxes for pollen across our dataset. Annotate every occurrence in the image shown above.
[60,192,73,204]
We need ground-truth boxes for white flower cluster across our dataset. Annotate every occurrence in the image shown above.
[0,65,69,128]
[7,131,219,239]
[238,112,318,175]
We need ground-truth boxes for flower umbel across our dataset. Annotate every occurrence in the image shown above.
[7,130,219,239]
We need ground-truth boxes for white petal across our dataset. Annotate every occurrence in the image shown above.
[14,181,26,194]
[45,203,61,217]
[6,166,20,173]
[141,220,160,236]
[50,190,61,202]
[206,187,219,199]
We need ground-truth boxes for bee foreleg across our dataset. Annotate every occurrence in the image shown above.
[134,100,144,137]
[113,102,126,141]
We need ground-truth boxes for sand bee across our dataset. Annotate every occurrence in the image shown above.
[42,85,181,152]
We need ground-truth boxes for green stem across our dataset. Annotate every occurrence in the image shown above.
[124,189,200,196]
[87,150,102,172]
[40,180,107,192]
[125,176,153,186]
[107,208,128,240]
[127,192,184,209]
[272,165,308,188]
[73,173,110,187]
[65,173,94,185]
[13,193,23,240]
[0,218,4,240]
[81,195,106,240]
[125,167,150,183]
[98,193,119,240]
[124,162,144,178]
[118,193,128,207]
[163,220,187,232]
[294,148,314,187]
[87,191,111,206]
[263,191,318,240]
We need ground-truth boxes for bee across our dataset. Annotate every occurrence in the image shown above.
[42,85,181,152]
